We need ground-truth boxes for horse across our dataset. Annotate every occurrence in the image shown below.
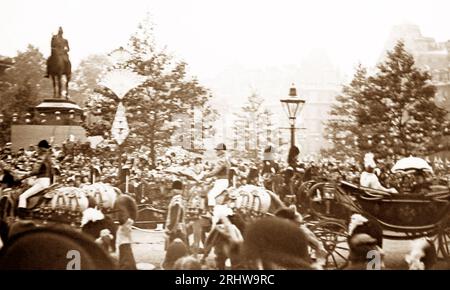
[0,182,135,231]
[198,185,287,269]
[202,208,316,270]
[201,208,246,269]
[214,184,286,221]
[47,48,71,99]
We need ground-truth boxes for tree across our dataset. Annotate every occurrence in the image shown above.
[322,65,367,160]
[84,16,216,166]
[70,54,111,105]
[231,92,278,161]
[323,41,448,161]
[0,45,52,145]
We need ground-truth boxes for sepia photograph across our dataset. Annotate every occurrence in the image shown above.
[0,0,450,274]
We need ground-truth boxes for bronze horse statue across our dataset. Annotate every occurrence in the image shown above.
[46,28,71,99]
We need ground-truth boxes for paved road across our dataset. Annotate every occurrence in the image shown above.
[129,229,450,270]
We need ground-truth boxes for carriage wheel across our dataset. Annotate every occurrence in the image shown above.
[310,220,350,269]
[437,215,450,260]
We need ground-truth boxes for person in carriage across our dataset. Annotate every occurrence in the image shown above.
[360,153,398,193]
[410,170,433,195]
[16,140,55,217]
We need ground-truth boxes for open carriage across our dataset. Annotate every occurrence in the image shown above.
[297,178,450,269]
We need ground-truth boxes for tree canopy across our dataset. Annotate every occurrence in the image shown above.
[323,41,449,161]
[84,16,217,166]
[0,45,52,145]
[231,92,278,161]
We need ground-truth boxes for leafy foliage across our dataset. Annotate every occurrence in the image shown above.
[0,45,52,145]
[84,16,217,166]
[70,54,112,105]
[323,41,448,161]
[231,92,278,161]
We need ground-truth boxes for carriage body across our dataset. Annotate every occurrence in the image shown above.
[338,181,450,233]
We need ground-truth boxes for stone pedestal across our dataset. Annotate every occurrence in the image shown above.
[11,99,87,151]
[34,99,83,123]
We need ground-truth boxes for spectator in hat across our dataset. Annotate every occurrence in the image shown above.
[0,225,116,269]
[274,206,327,266]
[242,217,315,269]
[80,207,118,264]
[162,238,189,270]
[111,194,138,269]
[17,140,53,216]
[165,180,188,247]
[193,157,204,175]
[173,255,203,270]
[287,146,300,170]
[246,166,259,186]
[81,175,90,186]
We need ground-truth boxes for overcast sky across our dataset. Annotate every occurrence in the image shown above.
[1,0,449,80]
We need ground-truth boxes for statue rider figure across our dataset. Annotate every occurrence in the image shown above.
[44,27,70,78]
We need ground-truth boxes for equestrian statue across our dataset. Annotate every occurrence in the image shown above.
[45,27,71,99]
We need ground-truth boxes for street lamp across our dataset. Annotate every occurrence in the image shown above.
[280,84,305,147]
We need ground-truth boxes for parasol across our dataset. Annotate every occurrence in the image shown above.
[391,157,433,173]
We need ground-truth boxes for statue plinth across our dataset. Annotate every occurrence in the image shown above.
[10,98,87,151]
[21,98,85,126]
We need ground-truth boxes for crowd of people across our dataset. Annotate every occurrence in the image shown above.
[0,139,449,270]
[2,139,450,206]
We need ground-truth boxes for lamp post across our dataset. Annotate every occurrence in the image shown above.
[280,84,305,147]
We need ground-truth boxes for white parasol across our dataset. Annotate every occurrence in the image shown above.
[391,157,433,173]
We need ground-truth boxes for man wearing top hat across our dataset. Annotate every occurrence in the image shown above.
[17,140,53,214]
[197,143,231,210]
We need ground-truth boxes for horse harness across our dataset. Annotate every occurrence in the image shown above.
[226,187,266,217]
